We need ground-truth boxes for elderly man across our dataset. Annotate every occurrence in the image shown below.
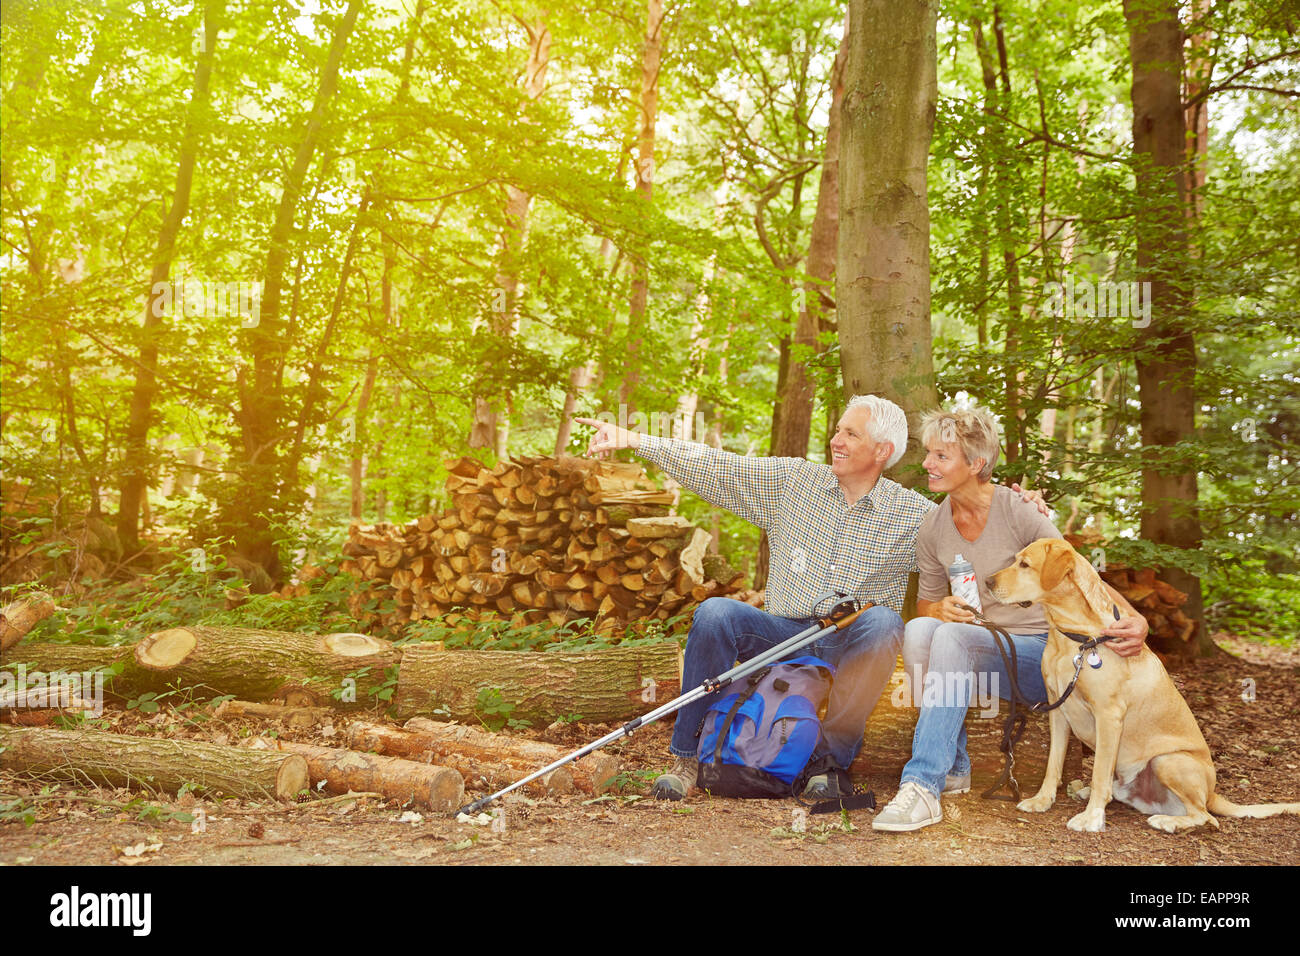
[576,394,940,800]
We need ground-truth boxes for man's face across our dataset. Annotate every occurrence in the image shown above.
[829,406,891,482]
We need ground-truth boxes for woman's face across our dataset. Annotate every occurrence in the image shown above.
[923,438,983,494]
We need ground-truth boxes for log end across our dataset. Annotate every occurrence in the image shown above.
[322,632,393,657]
[274,753,311,801]
[135,628,198,670]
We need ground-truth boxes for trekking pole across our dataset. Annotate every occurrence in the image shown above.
[454,590,869,816]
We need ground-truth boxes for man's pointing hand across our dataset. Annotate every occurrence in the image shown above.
[573,417,642,458]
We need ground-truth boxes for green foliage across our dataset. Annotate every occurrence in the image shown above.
[402,611,689,652]
[473,686,530,732]
[0,0,1295,647]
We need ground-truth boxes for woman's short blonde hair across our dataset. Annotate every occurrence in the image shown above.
[920,406,1001,482]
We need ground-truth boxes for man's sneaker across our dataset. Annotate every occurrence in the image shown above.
[802,773,839,800]
[650,757,698,801]
[871,782,943,832]
[944,772,971,794]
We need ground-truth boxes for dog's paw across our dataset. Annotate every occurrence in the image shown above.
[1067,807,1106,832]
[1147,814,1209,833]
[1066,780,1090,802]
[1017,794,1055,813]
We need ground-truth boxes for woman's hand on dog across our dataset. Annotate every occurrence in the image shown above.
[1102,614,1150,657]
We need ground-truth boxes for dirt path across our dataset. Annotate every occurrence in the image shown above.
[2,637,1297,867]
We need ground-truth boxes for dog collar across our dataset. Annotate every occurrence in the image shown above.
[1060,605,1122,646]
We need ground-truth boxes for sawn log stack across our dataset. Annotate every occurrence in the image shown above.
[338,454,742,632]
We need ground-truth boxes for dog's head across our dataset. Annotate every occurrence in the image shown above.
[988,538,1112,634]
[988,538,1083,605]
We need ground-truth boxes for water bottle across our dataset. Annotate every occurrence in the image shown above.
[948,553,982,614]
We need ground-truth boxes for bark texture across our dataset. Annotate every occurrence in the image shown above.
[1124,0,1208,655]
[392,642,682,723]
[0,725,309,800]
[837,0,939,476]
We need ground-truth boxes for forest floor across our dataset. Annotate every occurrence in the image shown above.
[2,633,1297,867]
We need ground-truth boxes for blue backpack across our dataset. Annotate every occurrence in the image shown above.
[696,656,834,798]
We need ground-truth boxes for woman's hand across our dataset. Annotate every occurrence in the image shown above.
[573,416,640,458]
[936,595,978,624]
[1101,613,1149,657]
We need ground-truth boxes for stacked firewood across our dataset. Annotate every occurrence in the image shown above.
[340,455,742,632]
[1097,566,1196,643]
[1063,534,1198,643]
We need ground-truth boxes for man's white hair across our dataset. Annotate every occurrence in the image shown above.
[845,394,909,469]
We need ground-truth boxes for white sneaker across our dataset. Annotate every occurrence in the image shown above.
[872,782,943,832]
[944,773,971,794]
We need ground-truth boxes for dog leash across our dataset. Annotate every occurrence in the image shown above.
[955,604,1122,802]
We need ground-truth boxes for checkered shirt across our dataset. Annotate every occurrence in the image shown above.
[637,435,936,617]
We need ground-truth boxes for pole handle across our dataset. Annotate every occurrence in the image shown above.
[819,600,873,631]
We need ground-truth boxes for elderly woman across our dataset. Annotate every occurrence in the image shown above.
[871,405,1149,832]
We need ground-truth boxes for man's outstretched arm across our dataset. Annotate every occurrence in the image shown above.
[573,416,791,530]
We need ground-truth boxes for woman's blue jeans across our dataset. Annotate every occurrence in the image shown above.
[899,616,1049,797]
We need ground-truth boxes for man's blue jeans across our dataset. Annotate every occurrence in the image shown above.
[669,597,905,769]
[899,617,1049,797]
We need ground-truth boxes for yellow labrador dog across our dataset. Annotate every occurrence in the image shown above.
[988,538,1300,833]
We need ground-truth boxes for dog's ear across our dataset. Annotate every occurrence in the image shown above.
[1040,541,1076,592]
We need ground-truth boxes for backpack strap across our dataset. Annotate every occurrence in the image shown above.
[793,754,877,814]
[708,668,770,766]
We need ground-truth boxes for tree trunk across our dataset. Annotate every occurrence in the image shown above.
[837,0,938,477]
[249,737,464,812]
[0,726,309,801]
[470,13,552,456]
[771,12,849,461]
[1124,0,1209,655]
[620,0,665,413]
[133,626,398,702]
[972,8,1027,466]
[284,190,372,494]
[233,0,362,578]
[756,14,852,589]
[349,5,424,519]
[392,642,681,723]
[0,592,57,652]
[555,121,637,455]
[117,0,223,553]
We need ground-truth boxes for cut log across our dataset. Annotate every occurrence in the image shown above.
[0,725,308,800]
[132,627,399,703]
[625,515,696,539]
[392,642,682,723]
[1,643,157,702]
[248,738,463,812]
[344,720,584,795]
[678,527,712,588]
[213,699,334,727]
[0,592,58,652]
[400,718,619,795]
